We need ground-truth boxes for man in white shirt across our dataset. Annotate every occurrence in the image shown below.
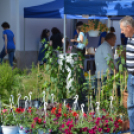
[95,33,117,78]
[95,33,117,95]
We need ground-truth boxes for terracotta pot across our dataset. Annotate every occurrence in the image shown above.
[121,120,130,131]
[123,90,128,109]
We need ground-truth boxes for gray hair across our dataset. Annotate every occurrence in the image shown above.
[120,16,134,27]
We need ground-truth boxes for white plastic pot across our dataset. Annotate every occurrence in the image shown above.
[38,129,49,134]
[19,129,26,134]
[38,129,44,134]
[1,126,18,134]
[88,30,100,37]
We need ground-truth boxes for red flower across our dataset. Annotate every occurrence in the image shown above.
[33,117,38,122]
[59,103,62,108]
[31,121,36,128]
[15,108,25,113]
[56,113,62,118]
[51,107,56,114]
[27,107,32,113]
[82,127,88,132]
[58,108,62,113]
[117,119,123,123]
[38,118,42,124]
[83,113,87,118]
[72,111,78,117]
[89,112,94,116]
[64,113,67,117]
[66,104,71,109]
[106,128,110,133]
[98,128,102,132]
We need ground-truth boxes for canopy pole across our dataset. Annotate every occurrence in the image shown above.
[24,18,26,67]
[64,14,66,56]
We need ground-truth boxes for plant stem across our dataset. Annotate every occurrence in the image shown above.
[97,71,100,102]
[101,70,103,101]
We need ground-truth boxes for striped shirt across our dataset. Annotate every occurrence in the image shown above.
[126,38,134,73]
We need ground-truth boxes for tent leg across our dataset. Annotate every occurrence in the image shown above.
[24,18,26,67]
[64,14,66,56]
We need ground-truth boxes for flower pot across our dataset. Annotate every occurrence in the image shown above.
[38,129,49,134]
[121,120,130,131]
[88,30,100,37]
[123,90,128,108]
[19,125,30,134]
[1,126,18,134]
[19,129,26,134]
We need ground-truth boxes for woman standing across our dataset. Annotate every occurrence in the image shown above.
[38,29,50,64]
[50,27,63,50]
[0,22,15,67]
[71,26,87,56]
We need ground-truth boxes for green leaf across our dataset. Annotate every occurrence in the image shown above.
[119,64,123,72]
[121,58,125,64]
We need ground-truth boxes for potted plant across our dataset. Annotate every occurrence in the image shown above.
[1,108,19,134]
[18,107,36,134]
[81,20,108,37]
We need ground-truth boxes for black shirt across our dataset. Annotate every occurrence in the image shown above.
[50,33,63,49]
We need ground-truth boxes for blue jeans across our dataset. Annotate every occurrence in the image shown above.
[0,47,14,67]
[127,74,134,134]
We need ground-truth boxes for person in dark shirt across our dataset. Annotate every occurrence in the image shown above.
[120,33,128,45]
[50,27,63,50]
[0,22,15,67]
[38,29,50,64]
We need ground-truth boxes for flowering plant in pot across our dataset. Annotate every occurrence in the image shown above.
[17,107,37,134]
[81,20,108,37]
[14,107,31,134]
[1,108,19,134]
[30,104,63,134]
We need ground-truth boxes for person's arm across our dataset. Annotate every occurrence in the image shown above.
[13,37,16,45]
[71,33,84,43]
[50,40,52,46]
[79,33,84,43]
[50,36,53,46]
[4,34,7,54]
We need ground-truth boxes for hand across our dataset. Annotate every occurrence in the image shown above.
[70,39,75,42]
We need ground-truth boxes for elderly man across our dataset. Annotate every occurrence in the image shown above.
[120,16,134,134]
[95,33,117,78]
[95,33,117,96]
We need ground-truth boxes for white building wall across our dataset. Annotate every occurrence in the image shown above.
[0,0,11,51]
[112,20,121,46]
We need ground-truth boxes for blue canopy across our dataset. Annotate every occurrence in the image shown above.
[24,0,107,19]
[64,0,134,16]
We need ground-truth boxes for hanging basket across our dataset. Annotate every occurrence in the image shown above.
[88,30,100,37]
[123,90,128,109]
